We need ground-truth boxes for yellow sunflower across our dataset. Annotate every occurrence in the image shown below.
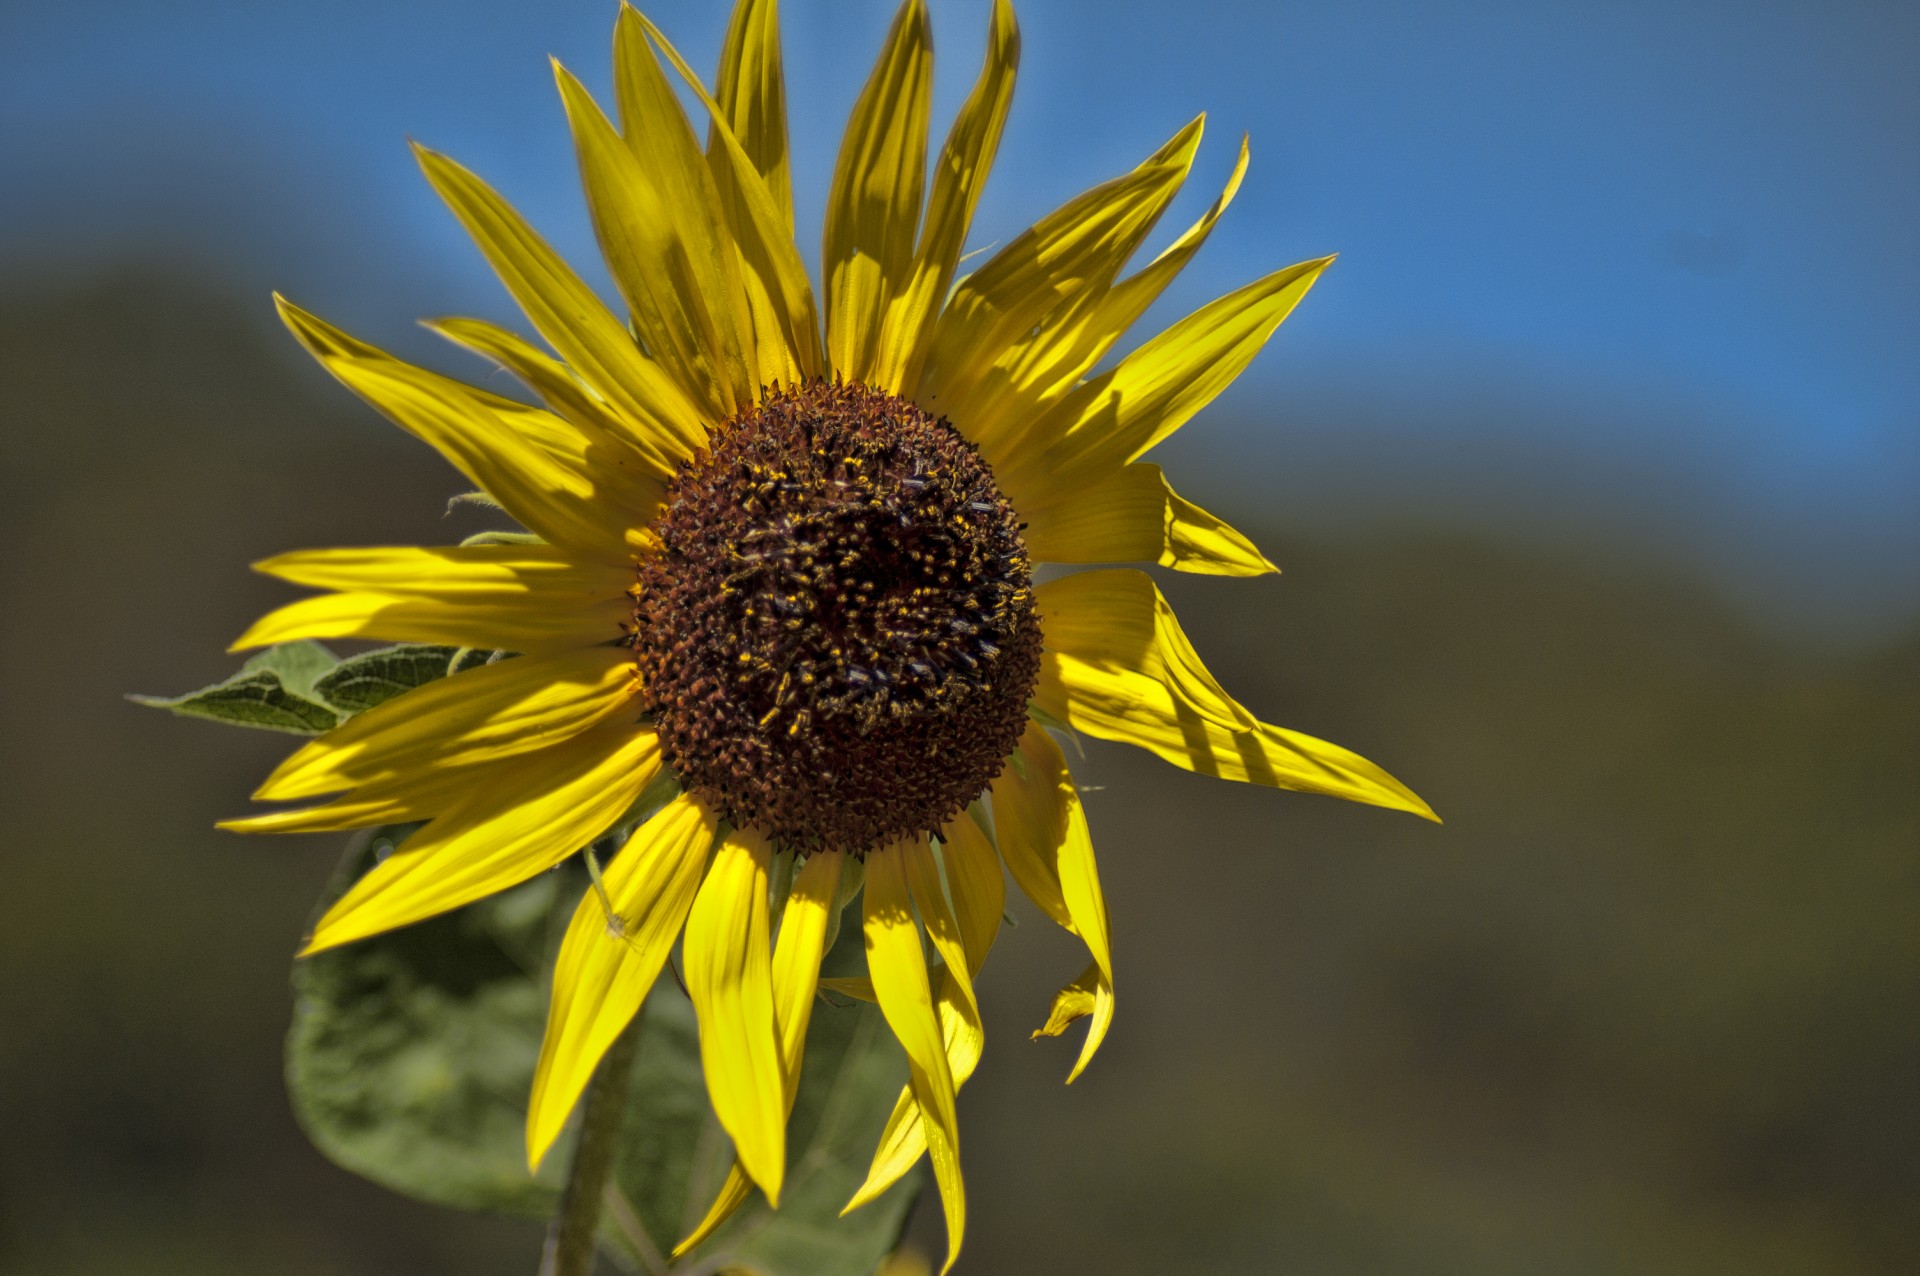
[227,0,1434,1267]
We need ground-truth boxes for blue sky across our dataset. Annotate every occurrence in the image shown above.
[4,1,1915,635]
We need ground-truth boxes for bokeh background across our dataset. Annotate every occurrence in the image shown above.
[3,1,1915,1272]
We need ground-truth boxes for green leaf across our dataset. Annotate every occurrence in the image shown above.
[130,640,342,734]
[135,640,476,734]
[310,644,460,714]
[250,639,342,697]
[287,826,568,1217]
[286,826,922,1273]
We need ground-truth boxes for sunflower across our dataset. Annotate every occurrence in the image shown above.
[228,0,1434,1267]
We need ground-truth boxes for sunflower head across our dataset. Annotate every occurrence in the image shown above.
[631,379,1040,853]
[190,0,1440,1270]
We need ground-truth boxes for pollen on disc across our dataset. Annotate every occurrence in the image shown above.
[631,381,1042,855]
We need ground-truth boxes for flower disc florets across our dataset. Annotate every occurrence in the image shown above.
[632,381,1041,854]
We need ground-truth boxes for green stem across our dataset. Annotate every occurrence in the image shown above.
[538,1010,642,1276]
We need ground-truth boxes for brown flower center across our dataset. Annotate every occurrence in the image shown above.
[632,381,1041,854]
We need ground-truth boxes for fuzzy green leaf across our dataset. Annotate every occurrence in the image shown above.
[136,640,475,734]
[310,644,460,714]
[287,826,567,1217]
[130,640,342,734]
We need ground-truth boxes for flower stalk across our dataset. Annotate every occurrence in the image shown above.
[539,1011,642,1276]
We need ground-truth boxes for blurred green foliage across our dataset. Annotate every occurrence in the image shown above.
[0,269,1912,1274]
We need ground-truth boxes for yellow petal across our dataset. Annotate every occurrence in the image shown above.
[999,256,1332,506]
[574,23,754,415]
[845,818,1001,1212]
[1032,583,1438,818]
[219,746,515,835]
[961,135,1248,458]
[861,839,965,1272]
[249,543,630,597]
[630,6,823,387]
[823,0,933,386]
[988,723,1114,1081]
[426,315,680,483]
[683,825,786,1204]
[905,840,983,1109]
[255,645,637,802]
[822,850,866,957]
[1020,462,1276,576]
[527,791,717,1170]
[232,590,623,656]
[1037,569,1257,733]
[711,0,793,231]
[277,299,647,564]
[323,358,618,561]
[845,985,968,1212]
[675,848,845,1256]
[674,1123,753,1251]
[412,143,709,458]
[819,975,876,1003]
[1079,134,1252,365]
[772,851,845,1085]
[908,836,977,1014]
[920,115,1203,427]
[233,544,633,654]
[1051,771,1113,1084]
[877,0,1019,396]
[989,722,1074,930]
[1045,679,1438,820]
[938,811,1005,975]
[1030,961,1102,1041]
[302,720,662,954]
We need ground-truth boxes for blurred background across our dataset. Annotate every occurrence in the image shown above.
[2,1,1914,1272]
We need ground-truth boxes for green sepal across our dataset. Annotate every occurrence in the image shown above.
[286,827,922,1273]
[129,640,342,735]
[460,530,544,547]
